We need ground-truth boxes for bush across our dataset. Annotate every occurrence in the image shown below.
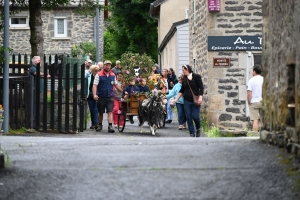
[70,42,96,60]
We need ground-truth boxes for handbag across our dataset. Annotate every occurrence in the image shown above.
[187,79,201,107]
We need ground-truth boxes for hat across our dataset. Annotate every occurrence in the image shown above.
[87,60,92,63]
[116,60,121,64]
[104,60,112,65]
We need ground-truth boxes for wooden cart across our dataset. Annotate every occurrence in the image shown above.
[116,93,166,133]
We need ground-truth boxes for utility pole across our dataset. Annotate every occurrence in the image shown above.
[3,0,9,133]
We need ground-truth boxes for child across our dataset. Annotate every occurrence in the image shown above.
[113,73,124,128]
[124,77,140,124]
[138,78,150,93]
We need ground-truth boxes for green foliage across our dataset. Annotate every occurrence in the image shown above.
[200,113,209,134]
[9,127,28,134]
[104,0,158,62]
[120,52,154,86]
[70,42,96,60]
[206,126,222,138]
[0,148,11,168]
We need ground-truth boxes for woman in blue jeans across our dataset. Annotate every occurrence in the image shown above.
[166,74,186,130]
[174,65,204,137]
[86,65,100,129]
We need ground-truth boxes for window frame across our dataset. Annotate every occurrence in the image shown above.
[54,17,67,38]
[9,16,29,28]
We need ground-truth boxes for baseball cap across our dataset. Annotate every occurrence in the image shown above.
[116,60,121,64]
[104,60,112,65]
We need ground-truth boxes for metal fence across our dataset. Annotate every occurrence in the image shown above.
[0,54,87,133]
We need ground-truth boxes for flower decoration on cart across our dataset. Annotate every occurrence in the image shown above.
[120,52,155,87]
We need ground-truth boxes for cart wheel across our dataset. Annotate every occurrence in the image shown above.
[118,112,126,132]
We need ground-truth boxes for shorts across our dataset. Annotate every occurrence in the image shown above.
[97,97,114,114]
[249,102,262,120]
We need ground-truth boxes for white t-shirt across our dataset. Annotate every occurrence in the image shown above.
[247,75,264,103]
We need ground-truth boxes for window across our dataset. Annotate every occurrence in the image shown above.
[54,17,67,37]
[10,17,28,28]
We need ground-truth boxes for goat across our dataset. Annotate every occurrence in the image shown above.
[138,89,166,135]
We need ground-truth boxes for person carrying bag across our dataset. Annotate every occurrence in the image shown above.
[173,65,204,137]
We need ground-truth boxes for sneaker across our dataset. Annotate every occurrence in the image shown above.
[108,125,115,133]
[196,129,201,137]
[96,124,102,132]
[114,124,118,129]
[178,125,183,130]
[90,125,95,129]
[190,134,195,137]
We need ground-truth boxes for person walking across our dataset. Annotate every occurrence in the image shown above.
[112,60,122,75]
[113,72,124,128]
[92,60,122,133]
[166,74,186,130]
[247,64,263,132]
[174,65,204,137]
[161,69,173,123]
[29,56,51,93]
[97,62,103,71]
[86,65,99,129]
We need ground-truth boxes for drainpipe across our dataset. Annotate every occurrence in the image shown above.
[3,0,9,133]
[95,0,100,63]
[149,3,158,20]
[158,51,162,70]
[245,51,252,118]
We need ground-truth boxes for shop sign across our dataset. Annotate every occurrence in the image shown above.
[208,36,262,51]
[213,58,230,67]
[208,0,221,12]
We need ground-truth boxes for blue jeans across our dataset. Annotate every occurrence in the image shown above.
[166,98,173,121]
[176,103,186,125]
[184,100,200,136]
[87,96,99,125]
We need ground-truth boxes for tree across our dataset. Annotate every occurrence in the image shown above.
[104,0,158,62]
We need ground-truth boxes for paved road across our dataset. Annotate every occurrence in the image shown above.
[0,116,299,199]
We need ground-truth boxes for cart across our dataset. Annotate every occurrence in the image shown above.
[116,93,166,134]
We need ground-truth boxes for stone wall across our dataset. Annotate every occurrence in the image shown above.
[190,0,263,132]
[262,0,300,142]
[8,8,104,61]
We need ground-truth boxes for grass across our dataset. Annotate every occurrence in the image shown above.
[8,127,28,134]
[0,148,11,168]
[206,126,222,137]
[277,154,300,191]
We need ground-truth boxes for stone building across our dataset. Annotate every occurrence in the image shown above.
[262,0,300,144]
[189,0,263,133]
[6,3,105,61]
